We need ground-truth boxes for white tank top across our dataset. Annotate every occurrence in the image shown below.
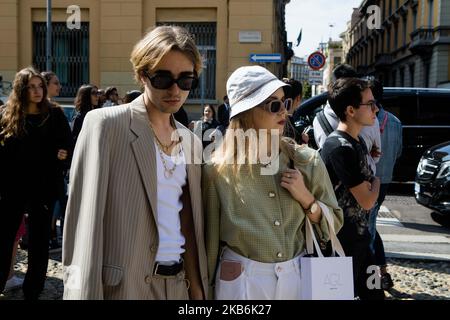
[154,141,187,263]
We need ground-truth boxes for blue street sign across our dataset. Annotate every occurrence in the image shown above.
[249,53,282,63]
[307,51,326,70]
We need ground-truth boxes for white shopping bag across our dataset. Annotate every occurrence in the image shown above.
[300,202,354,300]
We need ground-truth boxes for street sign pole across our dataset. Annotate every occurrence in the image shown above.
[46,0,52,71]
[201,49,207,109]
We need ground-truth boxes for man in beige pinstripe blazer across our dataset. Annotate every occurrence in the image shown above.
[62,26,207,300]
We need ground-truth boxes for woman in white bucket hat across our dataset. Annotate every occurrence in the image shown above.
[202,65,343,300]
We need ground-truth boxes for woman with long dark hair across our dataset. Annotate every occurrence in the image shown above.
[0,67,72,299]
[41,71,73,250]
[193,104,219,148]
[72,84,99,144]
[41,71,62,101]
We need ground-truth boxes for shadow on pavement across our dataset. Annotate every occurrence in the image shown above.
[431,212,450,229]
[400,221,450,235]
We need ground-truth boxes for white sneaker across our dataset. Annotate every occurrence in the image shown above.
[4,275,24,291]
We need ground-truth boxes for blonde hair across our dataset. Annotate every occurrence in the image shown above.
[130,25,202,85]
[211,108,303,176]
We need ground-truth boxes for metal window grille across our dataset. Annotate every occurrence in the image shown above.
[33,22,89,98]
[428,0,434,27]
[156,22,217,102]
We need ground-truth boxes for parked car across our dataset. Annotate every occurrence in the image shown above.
[415,141,450,216]
[292,87,450,182]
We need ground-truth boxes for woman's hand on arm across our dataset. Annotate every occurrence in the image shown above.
[280,168,322,223]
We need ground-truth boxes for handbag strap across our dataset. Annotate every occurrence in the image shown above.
[305,214,325,257]
[305,201,346,257]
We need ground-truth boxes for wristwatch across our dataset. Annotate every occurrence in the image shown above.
[305,200,320,215]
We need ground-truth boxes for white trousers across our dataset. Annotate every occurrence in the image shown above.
[215,247,305,300]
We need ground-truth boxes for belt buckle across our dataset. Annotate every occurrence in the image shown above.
[153,262,177,279]
[153,260,183,278]
[153,262,162,276]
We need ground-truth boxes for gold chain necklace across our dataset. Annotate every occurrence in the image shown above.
[148,121,181,178]
[148,121,179,153]
[150,131,175,153]
[156,143,177,179]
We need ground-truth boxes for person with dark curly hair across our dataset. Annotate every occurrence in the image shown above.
[0,67,72,299]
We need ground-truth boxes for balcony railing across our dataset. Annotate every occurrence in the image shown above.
[409,28,434,55]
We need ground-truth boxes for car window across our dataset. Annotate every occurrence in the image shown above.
[381,93,418,125]
[418,94,450,126]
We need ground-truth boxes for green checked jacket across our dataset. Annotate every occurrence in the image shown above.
[203,144,344,291]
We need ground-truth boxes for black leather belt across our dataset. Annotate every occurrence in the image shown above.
[153,261,183,276]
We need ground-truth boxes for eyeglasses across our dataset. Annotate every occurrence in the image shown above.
[91,91,101,96]
[259,98,293,113]
[144,71,198,91]
[359,101,378,112]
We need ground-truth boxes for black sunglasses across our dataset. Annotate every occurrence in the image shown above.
[144,71,198,91]
[259,98,293,113]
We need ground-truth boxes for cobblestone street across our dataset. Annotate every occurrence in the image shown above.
[1,249,449,300]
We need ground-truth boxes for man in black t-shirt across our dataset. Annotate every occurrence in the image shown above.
[323,130,373,235]
[321,77,384,300]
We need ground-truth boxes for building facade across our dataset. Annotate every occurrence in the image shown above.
[340,21,353,62]
[0,0,290,116]
[322,39,345,88]
[345,0,450,88]
[288,56,310,83]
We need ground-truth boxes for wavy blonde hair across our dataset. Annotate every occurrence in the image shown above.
[211,108,302,176]
[0,67,51,139]
[130,25,202,85]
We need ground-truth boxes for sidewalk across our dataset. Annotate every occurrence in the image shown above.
[1,249,449,300]
[384,258,450,300]
[0,249,63,300]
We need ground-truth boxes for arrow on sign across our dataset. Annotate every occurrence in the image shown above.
[249,53,282,63]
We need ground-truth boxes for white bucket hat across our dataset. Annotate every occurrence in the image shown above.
[227,65,288,119]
